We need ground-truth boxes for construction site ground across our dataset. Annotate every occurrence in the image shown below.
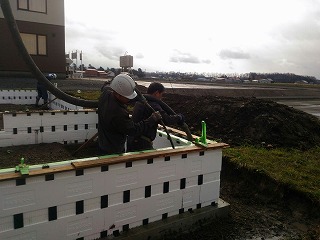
[0,78,319,239]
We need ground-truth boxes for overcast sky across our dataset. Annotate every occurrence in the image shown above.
[65,0,320,79]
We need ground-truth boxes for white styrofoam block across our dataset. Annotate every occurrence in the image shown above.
[84,197,100,213]
[200,180,220,205]
[108,162,126,171]
[148,214,162,224]
[49,98,85,111]
[186,175,198,188]
[129,187,145,202]
[0,215,12,233]
[3,111,97,132]
[55,170,76,180]
[149,182,163,196]
[1,174,107,216]
[126,219,142,230]
[0,180,15,189]
[168,209,181,218]
[0,129,98,147]
[0,229,38,240]
[204,171,221,184]
[201,149,223,172]
[131,159,147,167]
[112,203,139,226]
[46,209,105,240]
[0,90,37,105]
[83,167,101,175]
[24,208,48,227]
[0,114,223,240]
[182,186,201,209]
[84,233,102,240]
[148,190,182,218]
[58,202,75,219]
[108,192,123,208]
[169,179,181,192]
[3,114,42,130]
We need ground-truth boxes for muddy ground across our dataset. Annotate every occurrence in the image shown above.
[0,78,319,239]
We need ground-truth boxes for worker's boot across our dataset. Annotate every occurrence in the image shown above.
[35,97,40,107]
[43,100,48,109]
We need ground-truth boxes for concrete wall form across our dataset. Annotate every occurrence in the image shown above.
[0,109,97,147]
[0,88,227,239]
[0,145,223,240]
[0,89,82,110]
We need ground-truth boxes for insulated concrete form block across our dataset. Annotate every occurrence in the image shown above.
[0,90,37,105]
[84,197,101,213]
[0,210,106,240]
[153,132,190,149]
[182,186,201,209]
[3,111,97,130]
[1,110,98,147]
[0,129,97,146]
[48,211,105,240]
[0,173,106,216]
[3,113,43,130]
[0,137,227,239]
[186,175,199,188]
[200,181,221,206]
[50,99,84,111]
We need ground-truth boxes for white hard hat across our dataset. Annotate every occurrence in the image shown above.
[110,74,137,99]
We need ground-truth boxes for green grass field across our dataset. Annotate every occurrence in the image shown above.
[223,146,320,203]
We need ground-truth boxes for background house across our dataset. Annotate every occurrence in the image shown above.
[0,0,65,78]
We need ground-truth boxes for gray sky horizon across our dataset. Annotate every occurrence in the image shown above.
[65,0,320,79]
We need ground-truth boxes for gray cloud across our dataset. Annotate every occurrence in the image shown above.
[169,50,212,64]
[95,45,124,61]
[135,53,144,59]
[202,59,211,64]
[253,10,320,78]
[219,49,251,60]
[273,12,320,42]
[170,51,200,63]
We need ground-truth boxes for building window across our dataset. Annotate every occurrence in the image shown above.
[18,0,47,13]
[20,33,47,56]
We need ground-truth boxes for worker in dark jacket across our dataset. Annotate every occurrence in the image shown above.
[127,82,184,152]
[98,74,162,155]
[35,73,56,107]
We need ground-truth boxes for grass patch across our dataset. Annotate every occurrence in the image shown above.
[65,90,101,100]
[66,90,135,112]
[223,146,320,203]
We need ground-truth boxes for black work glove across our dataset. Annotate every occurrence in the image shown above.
[177,114,185,125]
[146,111,162,126]
[151,111,162,122]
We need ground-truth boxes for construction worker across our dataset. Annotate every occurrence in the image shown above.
[127,82,185,152]
[97,73,162,155]
[35,73,56,107]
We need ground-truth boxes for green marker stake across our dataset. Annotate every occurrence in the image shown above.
[200,121,207,145]
[195,121,207,146]
[15,157,29,175]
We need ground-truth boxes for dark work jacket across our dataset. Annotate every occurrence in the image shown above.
[98,90,156,155]
[127,97,181,151]
[36,81,49,100]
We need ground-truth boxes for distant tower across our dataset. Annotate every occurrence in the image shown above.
[120,54,133,73]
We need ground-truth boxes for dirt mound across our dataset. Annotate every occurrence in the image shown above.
[163,94,320,149]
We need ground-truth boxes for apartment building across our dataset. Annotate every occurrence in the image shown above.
[0,0,65,77]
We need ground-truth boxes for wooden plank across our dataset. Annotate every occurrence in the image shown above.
[160,126,199,139]
[72,142,229,169]
[0,165,75,182]
[0,142,229,181]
